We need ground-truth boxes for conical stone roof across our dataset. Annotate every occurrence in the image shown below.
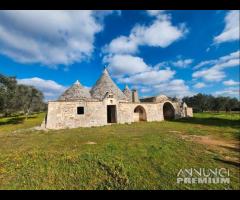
[122,85,132,102]
[59,80,92,101]
[90,69,127,101]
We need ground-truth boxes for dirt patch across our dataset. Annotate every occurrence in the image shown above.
[168,130,182,134]
[223,156,239,164]
[179,134,240,165]
[180,135,239,149]
[85,141,97,145]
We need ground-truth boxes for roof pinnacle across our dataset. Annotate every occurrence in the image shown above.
[125,84,130,90]
[103,66,109,75]
[74,80,81,85]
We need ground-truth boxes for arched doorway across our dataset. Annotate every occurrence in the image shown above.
[134,106,147,122]
[163,102,175,120]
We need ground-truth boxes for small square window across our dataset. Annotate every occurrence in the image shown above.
[77,107,84,115]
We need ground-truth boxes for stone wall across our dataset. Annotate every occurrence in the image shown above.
[117,102,163,123]
[46,101,107,129]
[186,107,193,117]
[46,99,186,129]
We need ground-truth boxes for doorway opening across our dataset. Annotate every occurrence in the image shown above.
[134,106,147,122]
[163,102,175,120]
[107,105,117,123]
[185,107,187,117]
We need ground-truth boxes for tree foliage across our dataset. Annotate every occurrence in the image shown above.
[0,74,47,116]
[183,93,240,112]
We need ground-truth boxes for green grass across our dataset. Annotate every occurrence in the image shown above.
[0,112,239,190]
[0,113,45,134]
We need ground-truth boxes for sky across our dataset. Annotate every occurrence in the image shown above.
[0,10,239,101]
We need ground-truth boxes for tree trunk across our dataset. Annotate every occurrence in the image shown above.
[26,108,30,119]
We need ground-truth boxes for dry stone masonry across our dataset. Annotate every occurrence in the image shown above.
[45,69,193,129]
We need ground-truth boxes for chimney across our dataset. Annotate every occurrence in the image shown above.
[132,89,140,102]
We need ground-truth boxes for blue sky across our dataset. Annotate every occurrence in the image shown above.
[0,10,239,101]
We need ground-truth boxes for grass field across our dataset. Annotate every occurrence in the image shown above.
[0,112,239,190]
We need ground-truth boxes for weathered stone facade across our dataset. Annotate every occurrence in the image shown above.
[45,69,193,129]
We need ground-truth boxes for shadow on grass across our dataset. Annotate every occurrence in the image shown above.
[173,117,240,130]
[0,116,36,126]
[214,158,240,168]
[219,145,240,153]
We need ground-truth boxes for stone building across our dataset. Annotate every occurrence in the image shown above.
[45,69,193,129]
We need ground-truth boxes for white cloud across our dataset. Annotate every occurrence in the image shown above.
[193,50,240,70]
[146,10,165,17]
[103,53,176,85]
[94,10,121,20]
[172,58,193,68]
[103,36,138,54]
[103,54,149,76]
[193,60,216,70]
[214,58,239,69]
[103,53,191,97]
[135,79,193,99]
[0,10,115,66]
[152,79,193,98]
[17,77,67,101]
[214,10,240,44]
[192,50,240,82]
[103,52,193,98]
[154,57,193,69]
[214,87,239,98]
[193,82,206,89]
[101,11,191,98]
[223,79,240,86]
[193,68,226,82]
[103,11,187,54]
[139,87,152,93]
[119,68,175,85]
[219,50,240,61]
[131,20,187,48]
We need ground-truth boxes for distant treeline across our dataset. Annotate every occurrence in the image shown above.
[182,93,240,113]
[0,74,47,117]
